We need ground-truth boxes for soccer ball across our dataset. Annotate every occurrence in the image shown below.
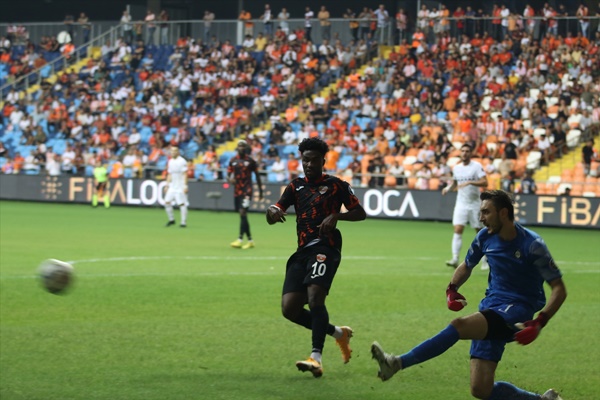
[39,259,74,294]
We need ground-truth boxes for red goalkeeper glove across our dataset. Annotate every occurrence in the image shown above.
[446,284,467,311]
[514,312,550,345]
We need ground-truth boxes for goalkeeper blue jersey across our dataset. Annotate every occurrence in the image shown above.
[464,223,562,312]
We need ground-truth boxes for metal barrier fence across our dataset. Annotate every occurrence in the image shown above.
[2,16,599,50]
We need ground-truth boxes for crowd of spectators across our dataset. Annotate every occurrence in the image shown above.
[1,3,600,196]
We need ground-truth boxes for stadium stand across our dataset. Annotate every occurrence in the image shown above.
[1,7,599,196]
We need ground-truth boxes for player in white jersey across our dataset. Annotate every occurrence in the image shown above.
[164,146,189,227]
[442,144,488,268]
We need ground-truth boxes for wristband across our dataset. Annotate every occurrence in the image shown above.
[447,283,458,292]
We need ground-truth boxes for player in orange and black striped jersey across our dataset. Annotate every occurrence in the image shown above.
[266,137,366,378]
[228,140,263,249]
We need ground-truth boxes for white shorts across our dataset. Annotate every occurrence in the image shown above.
[165,189,188,206]
[452,206,481,228]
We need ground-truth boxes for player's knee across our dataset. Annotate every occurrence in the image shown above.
[281,304,299,321]
[470,382,492,399]
[449,317,468,336]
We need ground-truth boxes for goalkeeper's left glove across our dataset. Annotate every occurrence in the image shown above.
[514,312,550,345]
[446,284,467,312]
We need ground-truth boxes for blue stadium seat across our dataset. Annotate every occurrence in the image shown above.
[219,151,236,166]
[202,169,215,181]
[337,155,354,170]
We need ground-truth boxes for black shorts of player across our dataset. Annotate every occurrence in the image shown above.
[282,245,341,295]
[234,195,251,211]
[470,309,519,361]
[96,182,107,192]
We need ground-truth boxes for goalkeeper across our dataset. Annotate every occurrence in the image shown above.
[371,190,567,400]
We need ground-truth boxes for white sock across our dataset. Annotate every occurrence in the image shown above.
[180,205,188,224]
[165,203,174,221]
[452,233,462,261]
[310,351,322,363]
[331,326,343,339]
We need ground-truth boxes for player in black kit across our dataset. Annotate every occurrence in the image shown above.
[266,137,366,378]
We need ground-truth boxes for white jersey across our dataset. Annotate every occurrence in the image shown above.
[167,156,188,191]
[452,160,486,208]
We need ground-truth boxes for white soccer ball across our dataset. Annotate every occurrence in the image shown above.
[39,259,74,294]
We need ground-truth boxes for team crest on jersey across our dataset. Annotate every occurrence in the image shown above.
[316,254,327,262]
[318,186,328,194]
[514,250,521,259]
[244,161,250,167]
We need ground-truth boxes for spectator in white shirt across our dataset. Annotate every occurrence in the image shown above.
[61,145,76,174]
[271,155,286,182]
[6,89,19,104]
[128,128,141,146]
[304,7,314,41]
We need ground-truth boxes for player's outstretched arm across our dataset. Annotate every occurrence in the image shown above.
[446,262,472,311]
[514,277,567,345]
[266,205,286,225]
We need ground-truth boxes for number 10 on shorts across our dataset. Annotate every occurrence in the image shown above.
[310,261,327,279]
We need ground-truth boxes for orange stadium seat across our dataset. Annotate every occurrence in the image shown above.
[429,177,440,191]
[407,177,417,189]
[384,175,397,187]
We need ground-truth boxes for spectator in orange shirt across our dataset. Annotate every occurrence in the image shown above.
[287,153,299,180]
[109,157,124,178]
[239,10,253,36]
[13,152,24,173]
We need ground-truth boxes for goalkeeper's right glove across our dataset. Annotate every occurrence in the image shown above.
[446,283,467,311]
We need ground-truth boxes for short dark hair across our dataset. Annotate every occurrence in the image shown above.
[460,143,472,151]
[298,137,329,156]
[480,190,515,221]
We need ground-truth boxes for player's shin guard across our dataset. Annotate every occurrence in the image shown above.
[241,215,250,239]
[291,309,337,335]
[310,305,329,355]
[452,233,462,261]
[488,381,540,399]
[180,205,188,224]
[400,324,459,369]
[165,203,174,221]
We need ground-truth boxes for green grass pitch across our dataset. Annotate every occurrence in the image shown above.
[0,200,598,400]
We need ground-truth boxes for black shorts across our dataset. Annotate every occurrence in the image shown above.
[282,245,341,295]
[234,195,251,211]
[96,182,107,192]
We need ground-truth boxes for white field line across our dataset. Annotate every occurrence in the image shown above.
[1,256,597,280]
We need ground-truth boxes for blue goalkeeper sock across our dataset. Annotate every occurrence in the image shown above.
[400,324,460,369]
[488,381,541,399]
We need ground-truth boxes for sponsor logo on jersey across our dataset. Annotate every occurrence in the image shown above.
[316,254,327,262]
[514,250,521,259]
[296,185,304,191]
